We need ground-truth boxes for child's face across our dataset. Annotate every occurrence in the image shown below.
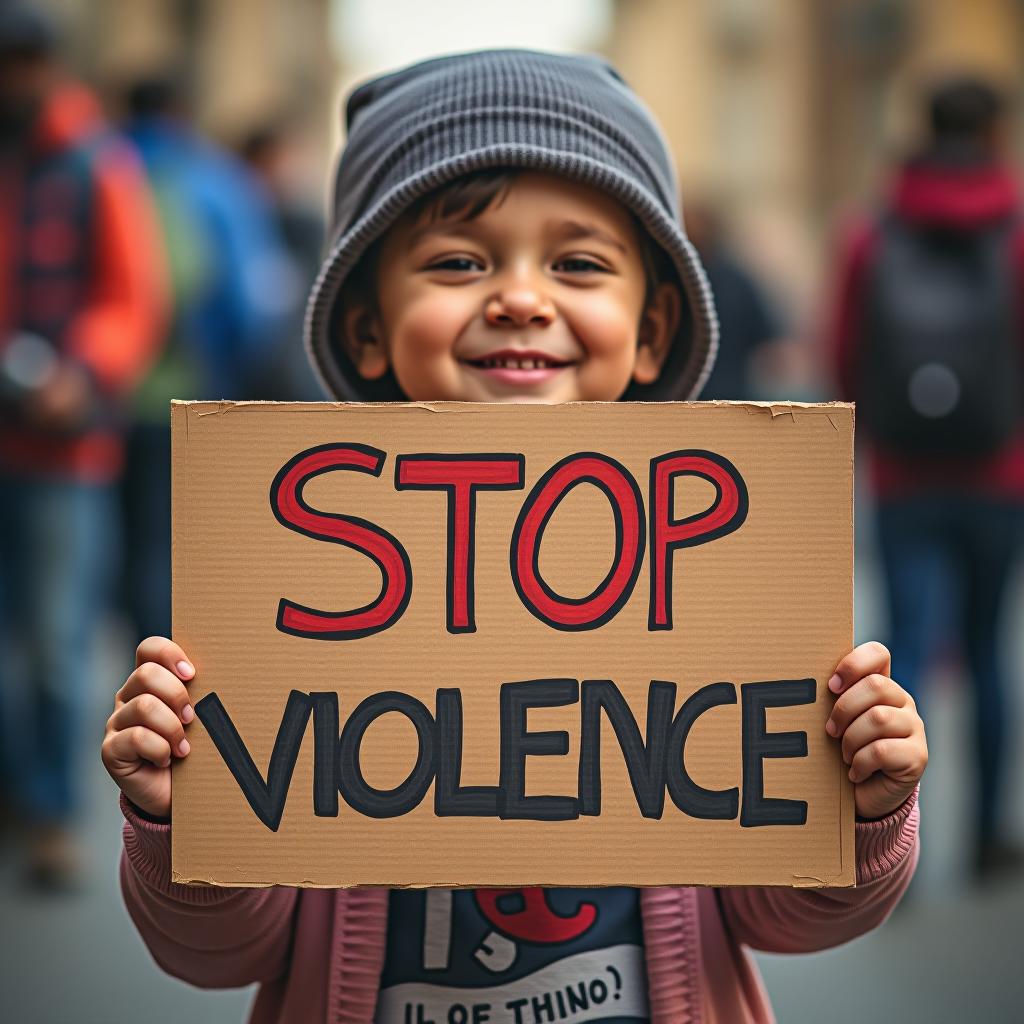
[342,171,680,403]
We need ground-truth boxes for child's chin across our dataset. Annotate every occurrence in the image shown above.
[489,393,565,404]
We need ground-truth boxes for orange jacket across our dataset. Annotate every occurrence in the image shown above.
[0,82,168,481]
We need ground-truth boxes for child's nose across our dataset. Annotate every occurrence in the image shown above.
[484,281,556,328]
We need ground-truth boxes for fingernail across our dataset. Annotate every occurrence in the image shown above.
[828,674,842,693]
[178,739,190,757]
[848,768,858,782]
[825,719,837,737]
[181,704,194,724]
[176,661,195,679]
[160,757,171,768]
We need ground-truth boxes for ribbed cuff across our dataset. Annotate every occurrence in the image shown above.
[120,793,243,904]
[124,795,170,826]
[854,785,919,885]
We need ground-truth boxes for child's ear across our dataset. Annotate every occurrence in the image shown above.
[341,302,389,380]
[632,282,682,385]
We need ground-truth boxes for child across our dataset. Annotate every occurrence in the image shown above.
[102,50,927,1024]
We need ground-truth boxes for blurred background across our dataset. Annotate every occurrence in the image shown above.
[1,0,1022,1021]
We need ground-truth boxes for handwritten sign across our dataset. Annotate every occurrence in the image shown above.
[171,401,855,887]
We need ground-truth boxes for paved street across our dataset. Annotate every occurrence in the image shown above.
[2,544,1023,1023]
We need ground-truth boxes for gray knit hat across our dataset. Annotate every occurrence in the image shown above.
[305,48,718,401]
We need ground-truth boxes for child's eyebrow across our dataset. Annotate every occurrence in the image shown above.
[405,217,629,255]
[552,220,629,255]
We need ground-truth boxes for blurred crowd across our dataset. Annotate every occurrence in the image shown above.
[0,3,324,888]
[0,1,1021,900]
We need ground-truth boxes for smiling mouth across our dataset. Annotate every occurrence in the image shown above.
[463,351,575,370]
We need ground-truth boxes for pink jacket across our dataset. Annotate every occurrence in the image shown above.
[120,790,919,1024]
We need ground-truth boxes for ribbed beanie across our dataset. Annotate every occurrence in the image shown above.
[305,48,718,401]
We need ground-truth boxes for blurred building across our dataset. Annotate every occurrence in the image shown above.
[609,0,1024,321]
[38,0,337,172]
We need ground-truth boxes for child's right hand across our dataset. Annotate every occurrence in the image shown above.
[101,637,196,820]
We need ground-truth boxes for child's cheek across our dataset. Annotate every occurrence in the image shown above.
[388,297,474,400]
[393,295,468,356]
[567,299,643,366]
[572,303,648,400]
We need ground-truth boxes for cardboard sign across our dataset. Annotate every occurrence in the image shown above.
[171,400,855,888]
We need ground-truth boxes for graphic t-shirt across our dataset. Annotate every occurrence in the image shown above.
[374,887,649,1024]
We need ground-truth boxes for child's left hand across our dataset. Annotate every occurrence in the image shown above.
[825,641,928,821]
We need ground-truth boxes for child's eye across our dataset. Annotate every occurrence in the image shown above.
[428,257,484,272]
[554,256,608,273]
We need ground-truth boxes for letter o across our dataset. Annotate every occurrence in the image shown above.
[337,692,435,817]
[510,453,644,630]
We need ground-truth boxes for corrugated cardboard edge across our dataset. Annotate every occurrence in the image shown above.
[169,876,855,889]
[170,401,185,879]
[169,398,855,416]
[829,398,856,889]
[841,400,857,886]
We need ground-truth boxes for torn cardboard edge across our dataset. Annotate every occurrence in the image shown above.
[172,398,854,415]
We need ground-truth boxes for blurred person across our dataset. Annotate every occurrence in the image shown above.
[239,118,326,399]
[118,74,293,645]
[0,3,166,887]
[829,73,1024,882]
[685,199,791,400]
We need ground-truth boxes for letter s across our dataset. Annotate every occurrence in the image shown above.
[270,443,412,640]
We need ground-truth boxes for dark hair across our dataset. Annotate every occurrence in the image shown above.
[343,167,675,313]
[0,2,57,61]
[239,123,283,164]
[124,73,192,119]
[927,75,1005,143]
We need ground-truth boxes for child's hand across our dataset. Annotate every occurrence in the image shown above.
[825,642,928,821]
[101,637,196,820]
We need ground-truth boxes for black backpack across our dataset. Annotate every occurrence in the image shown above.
[859,211,1022,457]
